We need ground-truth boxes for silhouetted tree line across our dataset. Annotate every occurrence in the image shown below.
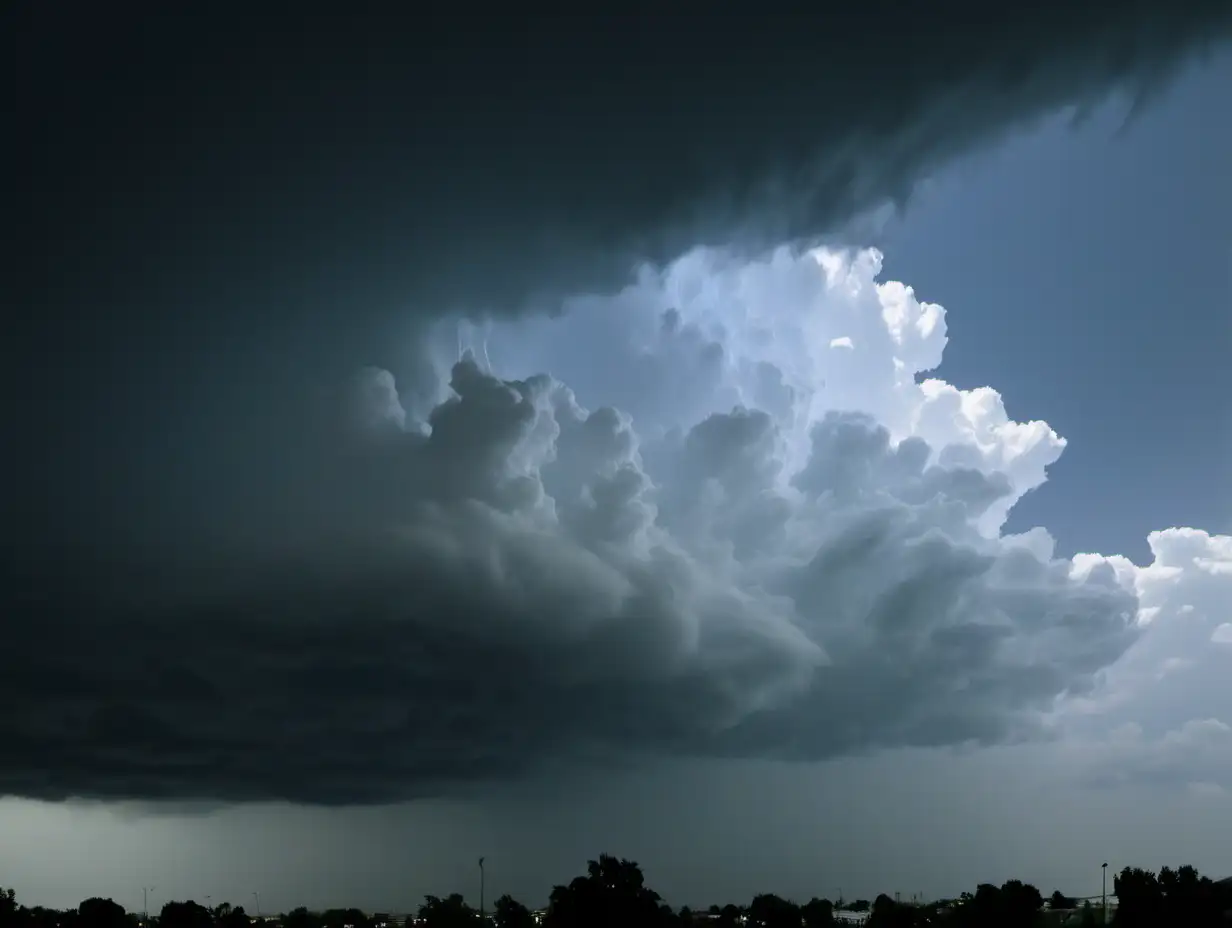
[4,860,1229,928]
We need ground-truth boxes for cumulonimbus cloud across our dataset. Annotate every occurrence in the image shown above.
[1062,529,1232,792]
[6,246,1226,805]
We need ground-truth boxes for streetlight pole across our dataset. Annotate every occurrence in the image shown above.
[478,857,485,920]
[253,893,261,919]
[1102,862,1108,925]
[143,887,156,924]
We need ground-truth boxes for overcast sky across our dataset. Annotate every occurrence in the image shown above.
[5,3,1231,916]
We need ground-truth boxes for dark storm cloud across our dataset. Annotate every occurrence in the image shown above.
[11,3,1231,552]
[13,5,1232,378]
[6,4,1230,803]
[16,3,1232,328]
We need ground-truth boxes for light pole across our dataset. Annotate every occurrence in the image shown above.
[1102,862,1108,925]
[253,893,262,919]
[478,857,485,919]
[142,887,156,924]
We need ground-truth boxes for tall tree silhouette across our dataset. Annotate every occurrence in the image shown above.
[543,855,671,928]
[280,908,322,928]
[1113,866,1163,928]
[77,899,129,928]
[416,894,474,928]
[217,905,249,928]
[866,893,908,928]
[159,901,212,928]
[801,897,835,928]
[945,880,1043,928]
[1,889,20,928]
[746,893,801,928]
[492,895,534,928]
[1048,890,1076,911]
[321,909,367,928]
[999,879,1044,928]
[1113,865,1231,928]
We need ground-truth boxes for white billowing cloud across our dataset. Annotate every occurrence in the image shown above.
[349,247,1189,760]
[437,245,1066,530]
[412,245,1226,769]
[1060,527,1232,789]
[1067,529,1232,712]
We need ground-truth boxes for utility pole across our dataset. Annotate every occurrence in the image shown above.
[478,857,485,920]
[143,887,156,924]
[253,893,262,920]
[1102,862,1108,925]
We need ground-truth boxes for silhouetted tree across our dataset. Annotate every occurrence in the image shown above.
[8,854,1227,928]
[746,894,800,928]
[493,895,534,928]
[25,906,67,928]
[78,899,129,928]
[944,880,1042,928]
[281,908,322,928]
[1048,890,1076,911]
[1000,879,1044,928]
[1112,866,1162,928]
[159,901,213,928]
[801,897,835,928]
[218,905,250,928]
[416,894,474,928]
[964,883,1002,926]
[543,855,671,928]
[867,893,915,928]
[1112,864,1230,928]
[0,889,19,928]
[321,909,367,928]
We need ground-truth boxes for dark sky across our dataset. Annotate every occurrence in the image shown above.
[13,5,1232,568]
[5,1,1232,910]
